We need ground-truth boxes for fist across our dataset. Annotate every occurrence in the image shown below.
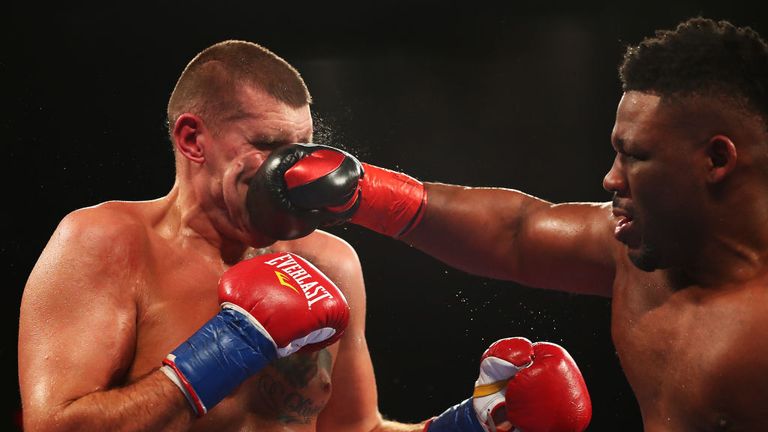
[246,142,426,240]
[219,252,351,356]
[162,252,350,415]
[246,144,363,240]
[473,337,591,432]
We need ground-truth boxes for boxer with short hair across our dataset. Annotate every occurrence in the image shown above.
[250,18,768,431]
[18,40,591,431]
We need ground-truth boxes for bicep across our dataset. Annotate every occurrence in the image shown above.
[19,214,140,416]
[407,185,616,296]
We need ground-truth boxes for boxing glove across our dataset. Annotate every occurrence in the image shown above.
[246,143,426,240]
[425,337,591,432]
[161,252,349,416]
[504,341,592,431]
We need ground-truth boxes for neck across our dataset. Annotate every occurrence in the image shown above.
[679,198,768,287]
[158,177,252,265]
[679,237,767,288]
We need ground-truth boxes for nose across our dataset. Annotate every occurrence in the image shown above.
[602,155,627,195]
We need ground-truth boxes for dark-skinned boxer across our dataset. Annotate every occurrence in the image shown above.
[245,17,768,431]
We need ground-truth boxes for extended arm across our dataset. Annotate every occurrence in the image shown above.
[246,144,617,297]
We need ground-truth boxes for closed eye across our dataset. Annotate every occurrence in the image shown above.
[614,139,648,162]
[248,139,287,151]
[619,150,648,162]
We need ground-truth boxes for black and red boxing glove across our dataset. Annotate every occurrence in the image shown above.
[246,143,426,240]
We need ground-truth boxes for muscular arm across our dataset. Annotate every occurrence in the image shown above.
[18,208,193,431]
[247,145,617,297]
[404,183,617,297]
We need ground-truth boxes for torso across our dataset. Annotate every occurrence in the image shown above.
[113,201,340,432]
[612,256,768,431]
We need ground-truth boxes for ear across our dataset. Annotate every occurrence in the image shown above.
[172,113,206,164]
[705,135,737,183]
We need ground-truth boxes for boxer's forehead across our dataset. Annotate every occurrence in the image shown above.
[612,91,692,154]
[227,85,313,144]
[612,92,662,144]
[613,91,730,156]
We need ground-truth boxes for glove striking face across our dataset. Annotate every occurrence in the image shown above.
[246,143,363,240]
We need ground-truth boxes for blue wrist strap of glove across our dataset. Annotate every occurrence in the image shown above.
[426,398,485,432]
[162,306,277,415]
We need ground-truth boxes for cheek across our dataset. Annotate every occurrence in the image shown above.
[202,142,239,175]
[634,175,667,201]
[628,160,683,199]
[628,168,676,220]
[237,150,267,174]
[222,150,268,185]
[635,173,698,232]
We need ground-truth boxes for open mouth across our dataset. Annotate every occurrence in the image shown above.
[612,210,640,248]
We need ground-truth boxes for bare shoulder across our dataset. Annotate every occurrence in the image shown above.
[28,201,154,296]
[273,230,362,290]
[520,200,620,296]
[549,200,616,235]
[278,229,359,266]
[54,201,151,252]
[549,201,621,251]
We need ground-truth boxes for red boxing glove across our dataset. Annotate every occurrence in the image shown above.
[219,252,350,356]
[504,341,591,432]
[472,338,591,432]
[246,144,426,240]
[162,252,350,415]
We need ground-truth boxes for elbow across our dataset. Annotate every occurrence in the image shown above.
[23,404,101,432]
[23,411,71,432]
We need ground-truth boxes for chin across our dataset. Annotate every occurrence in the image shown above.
[628,244,666,272]
[244,230,277,249]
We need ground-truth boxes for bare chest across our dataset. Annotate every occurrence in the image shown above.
[130,250,335,430]
[611,270,768,430]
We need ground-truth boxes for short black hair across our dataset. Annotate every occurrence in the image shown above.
[620,17,768,121]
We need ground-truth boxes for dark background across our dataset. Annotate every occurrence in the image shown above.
[5,1,768,431]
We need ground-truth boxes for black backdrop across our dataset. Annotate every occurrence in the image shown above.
[5,2,768,431]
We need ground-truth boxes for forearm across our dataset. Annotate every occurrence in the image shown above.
[403,182,551,280]
[28,369,194,432]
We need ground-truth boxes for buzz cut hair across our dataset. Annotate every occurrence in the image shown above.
[167,40,312,136]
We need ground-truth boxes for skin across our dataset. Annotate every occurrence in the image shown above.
[18,85,426,431]
[401,91,768,431]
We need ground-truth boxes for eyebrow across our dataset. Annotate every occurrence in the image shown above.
[612,137,626,152]
[248,132,312,145]
[224,108,259,122]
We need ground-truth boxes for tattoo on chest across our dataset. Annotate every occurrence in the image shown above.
[256,349,333,424]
